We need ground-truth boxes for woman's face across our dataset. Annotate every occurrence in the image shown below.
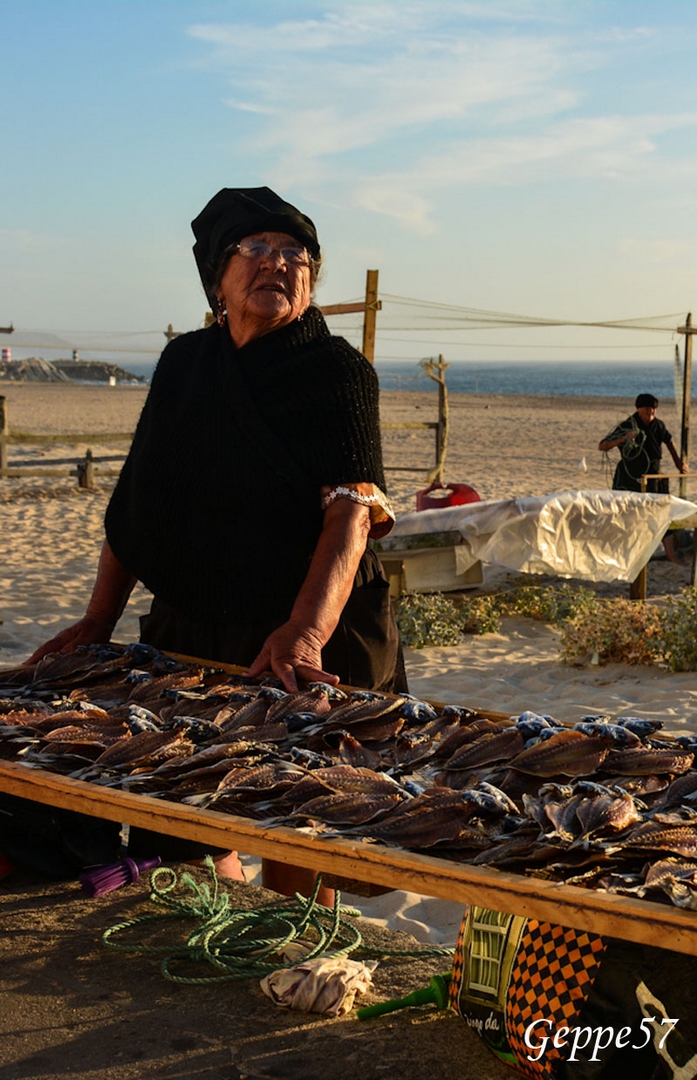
[216,230,312,347]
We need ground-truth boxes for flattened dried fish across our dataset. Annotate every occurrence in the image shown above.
[604,747,694,776]
[289,792,404,825]
[511,731,610,777]
[94,729,191,769]
[442,728,524,771]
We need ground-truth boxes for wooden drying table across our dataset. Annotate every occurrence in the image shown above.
[2,758,697,955]
[2,655,697,955]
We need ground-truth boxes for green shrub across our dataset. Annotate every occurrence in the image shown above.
[658,588,697,671]
[395,593,464,648]
[397,584,697,669]
[560,597,663,666]
[500,583,597,624]
[457,594,503,635]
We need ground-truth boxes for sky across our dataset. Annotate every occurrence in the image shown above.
[3,0,697,365]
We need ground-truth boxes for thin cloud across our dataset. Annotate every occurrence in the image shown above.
[186,3,697,232]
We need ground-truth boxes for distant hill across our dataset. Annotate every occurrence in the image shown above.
[0,357,147,384]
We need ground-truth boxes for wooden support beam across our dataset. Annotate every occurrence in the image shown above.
[677,312,694,501]
[317,269,382,362]
[3,757,697,954]
[361,269,380,364]
[318,301,368,316]
[629,472,693,598]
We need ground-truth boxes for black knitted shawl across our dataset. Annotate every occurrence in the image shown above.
[105,307,386,623]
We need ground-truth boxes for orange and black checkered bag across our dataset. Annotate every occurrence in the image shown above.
[449,905,697,1079]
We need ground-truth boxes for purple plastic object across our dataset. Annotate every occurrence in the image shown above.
[79,856,162,897]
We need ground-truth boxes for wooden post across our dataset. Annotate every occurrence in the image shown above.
[318,271,381,362]
[629,474,649,600]
[421,355,450,483]
[361,269,379,364]
[77,448,95,490]
[0,395,7,473]
[677,312,694,500]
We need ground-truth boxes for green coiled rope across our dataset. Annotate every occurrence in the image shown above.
[102,857,454,985]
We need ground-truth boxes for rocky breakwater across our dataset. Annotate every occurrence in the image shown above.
[0,357,146,383]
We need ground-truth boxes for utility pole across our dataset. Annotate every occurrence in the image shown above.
[677,312,694,500]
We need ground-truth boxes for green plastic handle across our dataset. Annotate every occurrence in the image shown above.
[356,973,451,1020]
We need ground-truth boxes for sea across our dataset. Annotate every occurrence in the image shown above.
[371,359,688,400]
[124,357,687,400]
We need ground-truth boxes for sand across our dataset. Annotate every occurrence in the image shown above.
[0,867,511,1080]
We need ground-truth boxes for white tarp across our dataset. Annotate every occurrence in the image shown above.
[386,490,697,583]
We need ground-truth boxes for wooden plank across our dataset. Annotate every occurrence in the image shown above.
[5,454,126,467]
[0,467,122,479]
[5,432,133,445]
[381,421,439,430]
[318,302,367,316]
[384,466,433,473]
[2,758,697,953]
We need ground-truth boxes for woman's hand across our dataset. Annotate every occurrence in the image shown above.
[245,618,340,693]
[246,498,371,693]
[25,615,115,664]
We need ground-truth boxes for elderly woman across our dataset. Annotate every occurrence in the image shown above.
[28,187,406,896]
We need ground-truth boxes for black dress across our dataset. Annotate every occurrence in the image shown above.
[106,308,407,860]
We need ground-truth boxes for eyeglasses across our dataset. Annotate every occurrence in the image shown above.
[232,239,310,266]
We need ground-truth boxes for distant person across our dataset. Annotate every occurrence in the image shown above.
[598,393,688,563]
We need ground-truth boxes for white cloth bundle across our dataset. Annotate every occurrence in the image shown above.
[260,957,378,1016]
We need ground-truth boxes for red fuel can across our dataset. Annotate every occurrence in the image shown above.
[415,481,481,512]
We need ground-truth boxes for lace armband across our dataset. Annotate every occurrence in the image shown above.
[320,482,395,539]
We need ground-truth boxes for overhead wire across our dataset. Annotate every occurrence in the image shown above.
[2,298,687,360]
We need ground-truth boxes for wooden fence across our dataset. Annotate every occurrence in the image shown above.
[0,396,131,488]
[0,369,449,486]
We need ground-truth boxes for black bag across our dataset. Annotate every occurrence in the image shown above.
[450,904,697,1079]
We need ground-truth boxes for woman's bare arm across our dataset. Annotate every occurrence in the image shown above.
[667,438,689,473]
[26,539,137,663]
[246,498,371,692]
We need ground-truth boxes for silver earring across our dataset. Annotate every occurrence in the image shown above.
[216,297,227,328]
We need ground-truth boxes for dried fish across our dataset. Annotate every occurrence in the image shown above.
[511,730,610,777]
[442,728,524,771]
[288,792,405,825]
[93,729,192,769]
[603,747,694,776]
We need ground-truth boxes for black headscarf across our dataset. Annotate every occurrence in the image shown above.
[191,186,320,304]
